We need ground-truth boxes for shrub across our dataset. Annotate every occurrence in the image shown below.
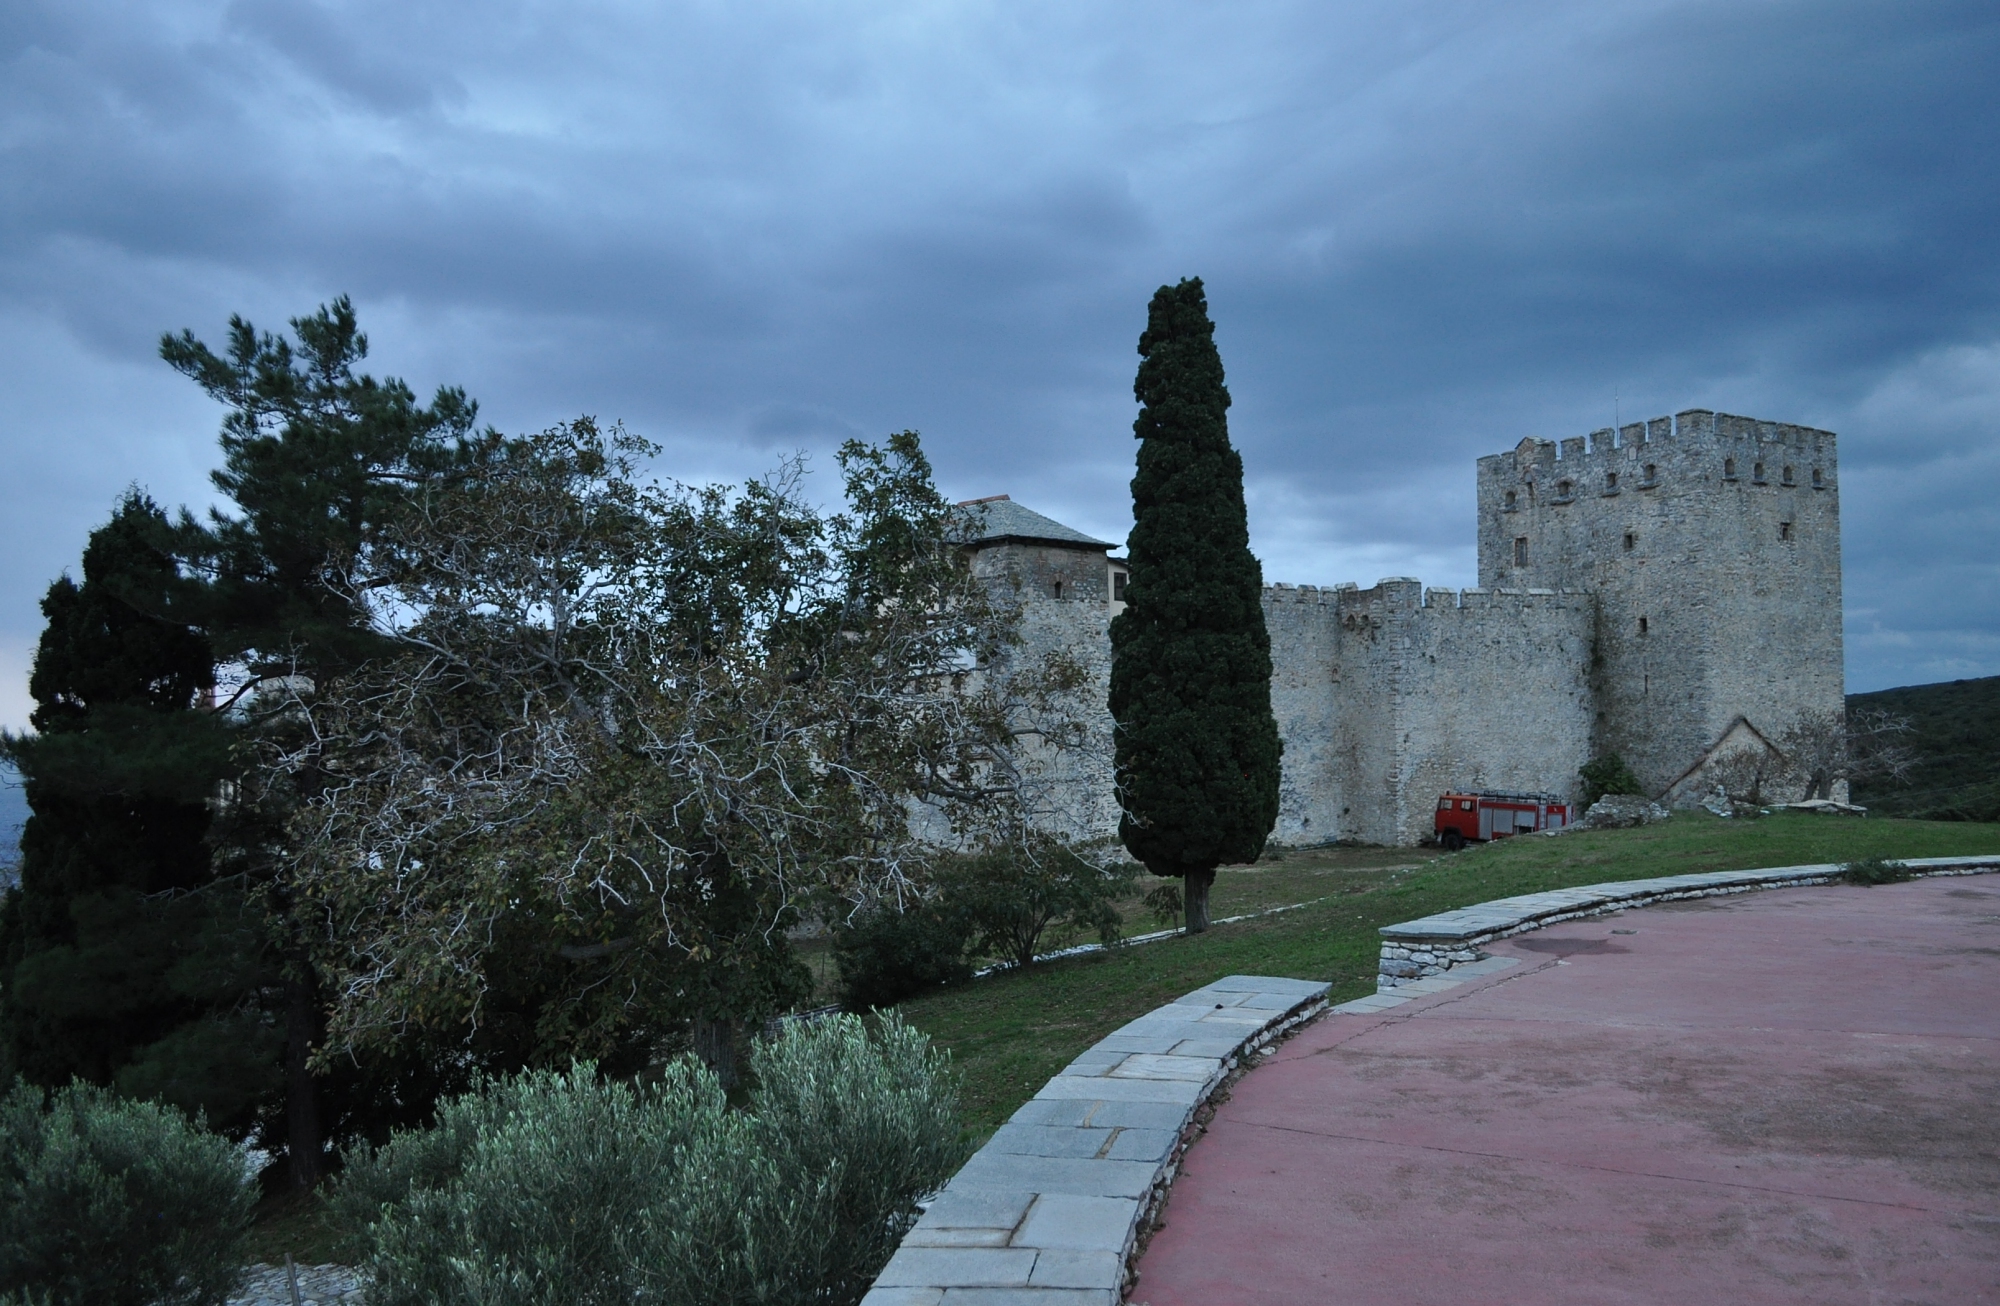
[941,837,1137,969]
[0,1080,254,1306]
[743,1014,968,1304]
[1839,857,1912,886]
[334,1013,969,1306]
[342,1063,720,1306]
[832,900,973,1011]
[1578,754,1644,808]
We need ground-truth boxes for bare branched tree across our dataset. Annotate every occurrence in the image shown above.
[1705,746,1781,809]
[1778,707,1920,801]
[255,422,1095,1073]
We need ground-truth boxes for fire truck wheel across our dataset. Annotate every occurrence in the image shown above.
[1441,830,1465,852]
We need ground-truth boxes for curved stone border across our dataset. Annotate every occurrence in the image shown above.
[861,975,1329,1306]
[1376,853,2000,991]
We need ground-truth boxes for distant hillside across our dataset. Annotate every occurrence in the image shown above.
[1848,675,2000,820]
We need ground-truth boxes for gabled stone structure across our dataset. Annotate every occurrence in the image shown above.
[974,410,1844,847]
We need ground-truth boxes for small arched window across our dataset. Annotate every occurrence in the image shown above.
[1753,461,1767,483]
[1782,465,1796,485]
[1504,490,1518,512]
[1643,463,1657,483]
[1605,471,1619,492]
[1724,457,1737,479]
[1812,467,1824,488]
[1556,479,1573,499]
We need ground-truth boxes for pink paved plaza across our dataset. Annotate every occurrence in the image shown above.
[1132,875,2000,1305]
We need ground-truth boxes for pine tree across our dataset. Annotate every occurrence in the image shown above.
[1108,279,1281,932]
[0,494,268,1124]
[160,297,495,1187]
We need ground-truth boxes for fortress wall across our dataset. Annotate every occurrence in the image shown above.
[1321,580,1417,846]
[1387,586,1595,844]
[1476,410,1842,801]
[1262,579,1594,846]
[971,540,1117,604]
[987,407,1842,851]
[1261,584,1348,845]
[1005,597,1122,842]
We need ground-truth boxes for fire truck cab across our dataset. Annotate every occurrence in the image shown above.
[1434,791,1571,851]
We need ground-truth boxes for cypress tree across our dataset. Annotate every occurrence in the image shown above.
[0,494,264,1120]
[1108,279,1281,932]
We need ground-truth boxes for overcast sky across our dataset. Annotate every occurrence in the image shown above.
[1,0,1996,728]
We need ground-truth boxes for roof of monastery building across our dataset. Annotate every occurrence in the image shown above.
[954,495,1115,551]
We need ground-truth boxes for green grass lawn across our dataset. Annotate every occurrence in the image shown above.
[899,811,2000,1133]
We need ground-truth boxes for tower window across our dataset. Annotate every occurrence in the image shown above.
[1503,490,1518,512]
[1514,536,1528,567]
[1724,458,1737,479]
[1782,465,1796,486]
[1639,616,1649,634]
[1753,462,1767,483]
[1643,463,1658,484]
[1052,580,1063,599]
[1623,532,1636,552]
[1604,471,1619,492]
[1812,467,1824,488]
[1556,479,1573,500]
[1779,521,1793,541]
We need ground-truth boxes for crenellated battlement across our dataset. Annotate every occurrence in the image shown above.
[1261,579,1579,612]
[1479,410,1838,502]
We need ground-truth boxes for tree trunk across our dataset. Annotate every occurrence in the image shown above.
[1183,867,1216,934]
[693,1015,740,1090]
[283,969,322,1191]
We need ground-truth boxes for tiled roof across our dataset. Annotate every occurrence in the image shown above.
[955,496,1114,549]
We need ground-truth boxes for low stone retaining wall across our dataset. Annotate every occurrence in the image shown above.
[1377,854,2000,991]
[860,975,1328,1306]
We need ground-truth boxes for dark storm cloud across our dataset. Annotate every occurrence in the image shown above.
[1,0,1996,723]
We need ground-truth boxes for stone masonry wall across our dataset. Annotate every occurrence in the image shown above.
[1007,597,1122,843]
[971,408,1842,849]
[972,539,1118,605]
[1264,580,1594,846]
[1476,410,1844,803]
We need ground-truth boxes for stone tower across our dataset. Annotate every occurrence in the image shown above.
[1475,410,1844,802]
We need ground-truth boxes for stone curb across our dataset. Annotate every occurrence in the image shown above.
[860,975,1330,1306]
[1375,853,2000,990]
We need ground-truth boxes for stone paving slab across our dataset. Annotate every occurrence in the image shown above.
[229,1264,363,1306]
[858,975,1329,1306]
[1030,1076,1207,1107]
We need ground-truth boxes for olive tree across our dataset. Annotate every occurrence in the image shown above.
[265,422,1088,1076]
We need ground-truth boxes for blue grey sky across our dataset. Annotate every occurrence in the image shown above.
[1,0,1996,727]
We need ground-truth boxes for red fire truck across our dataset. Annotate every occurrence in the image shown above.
[1434,791,1571,850]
